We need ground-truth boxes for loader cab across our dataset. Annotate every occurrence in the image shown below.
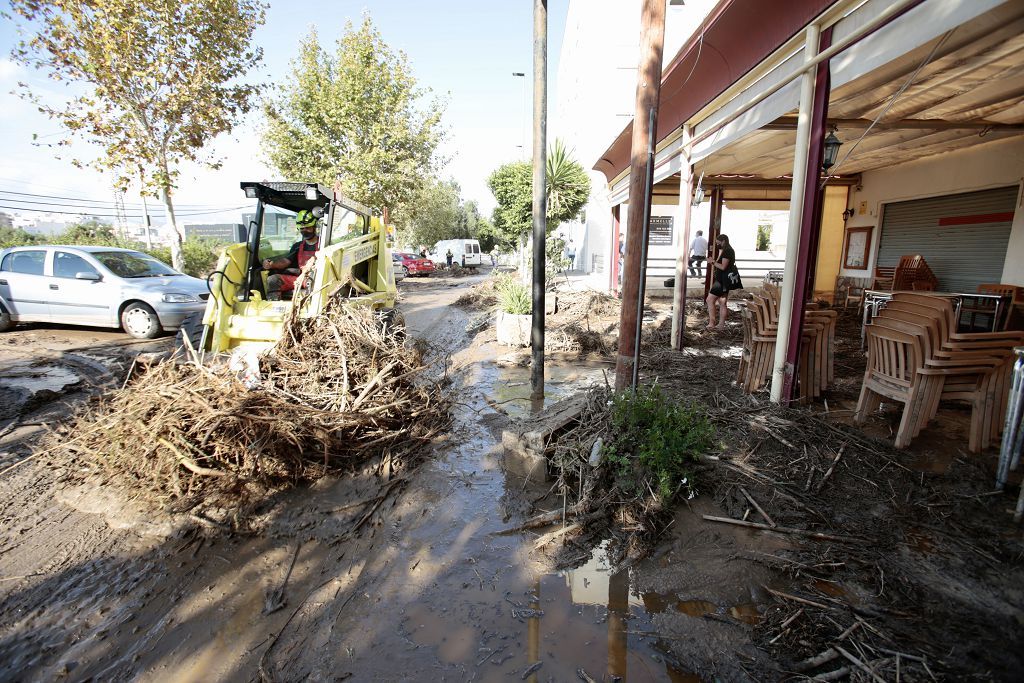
[238,181,372,301]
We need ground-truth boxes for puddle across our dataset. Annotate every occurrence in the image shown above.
[728,603,763,625]
[681,345,743,360]
[675,599,717,618]
[0,363,82,394]
[491,360,611,418]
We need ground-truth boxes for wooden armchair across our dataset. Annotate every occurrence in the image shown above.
[834,276,868,310]
[856,317,1001,450]
[872,266,896,291]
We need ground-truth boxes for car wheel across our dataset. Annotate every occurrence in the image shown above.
[0,303,12,333]
[173,312,206,359]
[121,302,162,339]
[402,266,410,277]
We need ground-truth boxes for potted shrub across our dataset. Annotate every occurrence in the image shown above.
[496,278,532,346]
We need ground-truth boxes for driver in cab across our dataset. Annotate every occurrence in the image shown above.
[262,209,320,301]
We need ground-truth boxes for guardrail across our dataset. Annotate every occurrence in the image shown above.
[644,255,786,286]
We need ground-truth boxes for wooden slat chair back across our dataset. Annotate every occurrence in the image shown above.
[856,323,927,448]
[737,304,776,393]
[736,290,829,402]
[893,254,939,292]
[873,266,896,291]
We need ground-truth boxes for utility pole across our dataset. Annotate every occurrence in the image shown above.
[530,0,548,403]
[613,0,666,391]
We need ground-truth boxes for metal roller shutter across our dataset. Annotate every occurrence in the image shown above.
[877,186,1017,293]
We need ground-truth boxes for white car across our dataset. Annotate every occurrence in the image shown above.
[0,245,210,339]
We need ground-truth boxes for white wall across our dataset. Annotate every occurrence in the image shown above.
[842,136,1024,285]
[551,0,720,287]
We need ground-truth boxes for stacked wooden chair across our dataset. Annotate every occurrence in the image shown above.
[855,292,1024,451]
[962,283,1024,332]
[893,254,939,292]
[736,285,836,403]
[872,254,939,292]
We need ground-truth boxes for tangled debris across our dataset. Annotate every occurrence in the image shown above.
[47,304,451,517]
[520,384,714,564]
[638,307,1024,680]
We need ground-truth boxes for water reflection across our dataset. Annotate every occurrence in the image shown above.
[492,360,611,418]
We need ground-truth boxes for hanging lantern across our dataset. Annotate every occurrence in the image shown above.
[822,130,842,172]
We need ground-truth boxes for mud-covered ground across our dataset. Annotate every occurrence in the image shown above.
[0,273,1021,681]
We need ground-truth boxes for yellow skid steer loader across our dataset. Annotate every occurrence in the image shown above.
[180,181,397,356]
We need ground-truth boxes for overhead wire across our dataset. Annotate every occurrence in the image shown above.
[0,188,236,210]
[0,203,250,219]
[821,29,953,188]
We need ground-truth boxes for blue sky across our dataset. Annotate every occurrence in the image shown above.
[0,1,569,224]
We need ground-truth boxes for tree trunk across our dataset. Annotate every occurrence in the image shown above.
[160,186,185,272]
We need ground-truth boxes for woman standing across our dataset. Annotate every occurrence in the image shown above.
[706,233,743,329]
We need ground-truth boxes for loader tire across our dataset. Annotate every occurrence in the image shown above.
[379,308,406,342]
[174,312,206,359]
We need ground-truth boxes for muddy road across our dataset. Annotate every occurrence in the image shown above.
[0,274,778,682]
[10,274,1012,682]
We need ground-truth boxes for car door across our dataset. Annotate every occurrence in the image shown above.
[47,250,118,326]
[0,249,51,320]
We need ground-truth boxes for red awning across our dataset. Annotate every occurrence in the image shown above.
[594,0,837,182]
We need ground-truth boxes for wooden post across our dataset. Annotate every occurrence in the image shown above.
[614,0,666,391]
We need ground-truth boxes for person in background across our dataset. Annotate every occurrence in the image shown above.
[262,209,319,301]
[566,240,576,271]
[445,248,454,269]
[688,230,708,277]
[490,251,497,267]
[706,233,743,329]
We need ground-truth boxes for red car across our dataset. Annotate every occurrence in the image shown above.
[393,252,435,277]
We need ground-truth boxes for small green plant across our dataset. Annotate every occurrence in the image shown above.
[756,223,772,251]
[497,277,531,315]
[603,385,714,504]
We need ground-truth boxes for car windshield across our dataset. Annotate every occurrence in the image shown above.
[94,251,180,278]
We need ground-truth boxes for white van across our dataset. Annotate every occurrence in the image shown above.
[432,239,483,268]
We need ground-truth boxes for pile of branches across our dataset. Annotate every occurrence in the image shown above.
[49,304,450,515]
[526,385,712,565]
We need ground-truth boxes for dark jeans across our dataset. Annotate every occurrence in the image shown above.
[688,255,706,277]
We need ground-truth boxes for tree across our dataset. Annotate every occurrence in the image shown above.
[263,16,446,215]
[391,177,461,249]
[57,220,129,247]
[487,139,591,276]
[8,0,267,272]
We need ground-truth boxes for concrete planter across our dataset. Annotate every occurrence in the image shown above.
[496,310,531,347]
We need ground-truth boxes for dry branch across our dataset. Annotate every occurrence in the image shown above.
[43,304,451,517]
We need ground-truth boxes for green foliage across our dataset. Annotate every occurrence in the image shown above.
[57,221,132,247]
[495,275,531,315]
[9,0,267,271]
[486,139,591,251]
[262,15,446,215]
[391,177,461,248]
[0,226,43,249]
[475,219,499,254]
[545,139,591,223]
[487,161,533,250]
[0,218,221,277]
[756,223,772,251]
[144,238,225,278]
[604,385,713,504]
